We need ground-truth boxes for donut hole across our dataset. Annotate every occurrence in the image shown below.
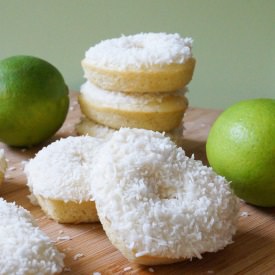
[130,171,180,201]
[125,40,144,50]
[72,152,87,165]
[157,185,178,200]
[131,42,144,49]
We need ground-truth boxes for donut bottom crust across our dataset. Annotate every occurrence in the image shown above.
[35,195,99,224]
[78,94,187,132]
[82,58,196,93]
[99,213,186,265]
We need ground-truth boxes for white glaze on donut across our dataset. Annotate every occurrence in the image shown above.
[25,136,103,202]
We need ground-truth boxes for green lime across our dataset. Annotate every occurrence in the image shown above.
[0,55,69,147]
[206,98,275,207]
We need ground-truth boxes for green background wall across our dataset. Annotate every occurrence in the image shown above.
[0,0,274,109]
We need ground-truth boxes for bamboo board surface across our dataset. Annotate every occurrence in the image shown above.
[0,93,274,275]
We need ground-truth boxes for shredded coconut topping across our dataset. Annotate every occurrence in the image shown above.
[80,81,187,110]
[92,128,239,259]
[0,198,64,274]
[84,32,193,70]
[25,136,103,202]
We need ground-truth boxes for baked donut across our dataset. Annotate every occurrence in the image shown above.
[0,149,7,187]
[91,128,239,265]
[0,198,64,274]
[78,81,188,131]
[25,136,103,224]
[82,32,196,93]
[76,117,185,147]
[76,117,115,140]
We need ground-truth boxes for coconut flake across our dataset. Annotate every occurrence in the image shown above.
[73,253,85,260]
[240,211,250,217]
[56,235,72,242]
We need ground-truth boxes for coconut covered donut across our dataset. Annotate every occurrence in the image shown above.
[79,81,188,131]
[0,149,7,187]
[25,136,103,224]
[0,198,64,274]
[82,32,196,93]
[76,117,185,147]
[76,117,117,140]
[91,128,239,265]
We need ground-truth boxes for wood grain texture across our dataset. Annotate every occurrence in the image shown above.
[0,93,274,275]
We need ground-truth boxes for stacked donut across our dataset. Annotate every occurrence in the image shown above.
[76,32,196,143]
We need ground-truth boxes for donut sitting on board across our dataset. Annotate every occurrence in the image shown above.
[25,136,103,224]
[91,128,239,265]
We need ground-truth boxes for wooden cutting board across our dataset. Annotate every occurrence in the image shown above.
[0,93,274,275]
